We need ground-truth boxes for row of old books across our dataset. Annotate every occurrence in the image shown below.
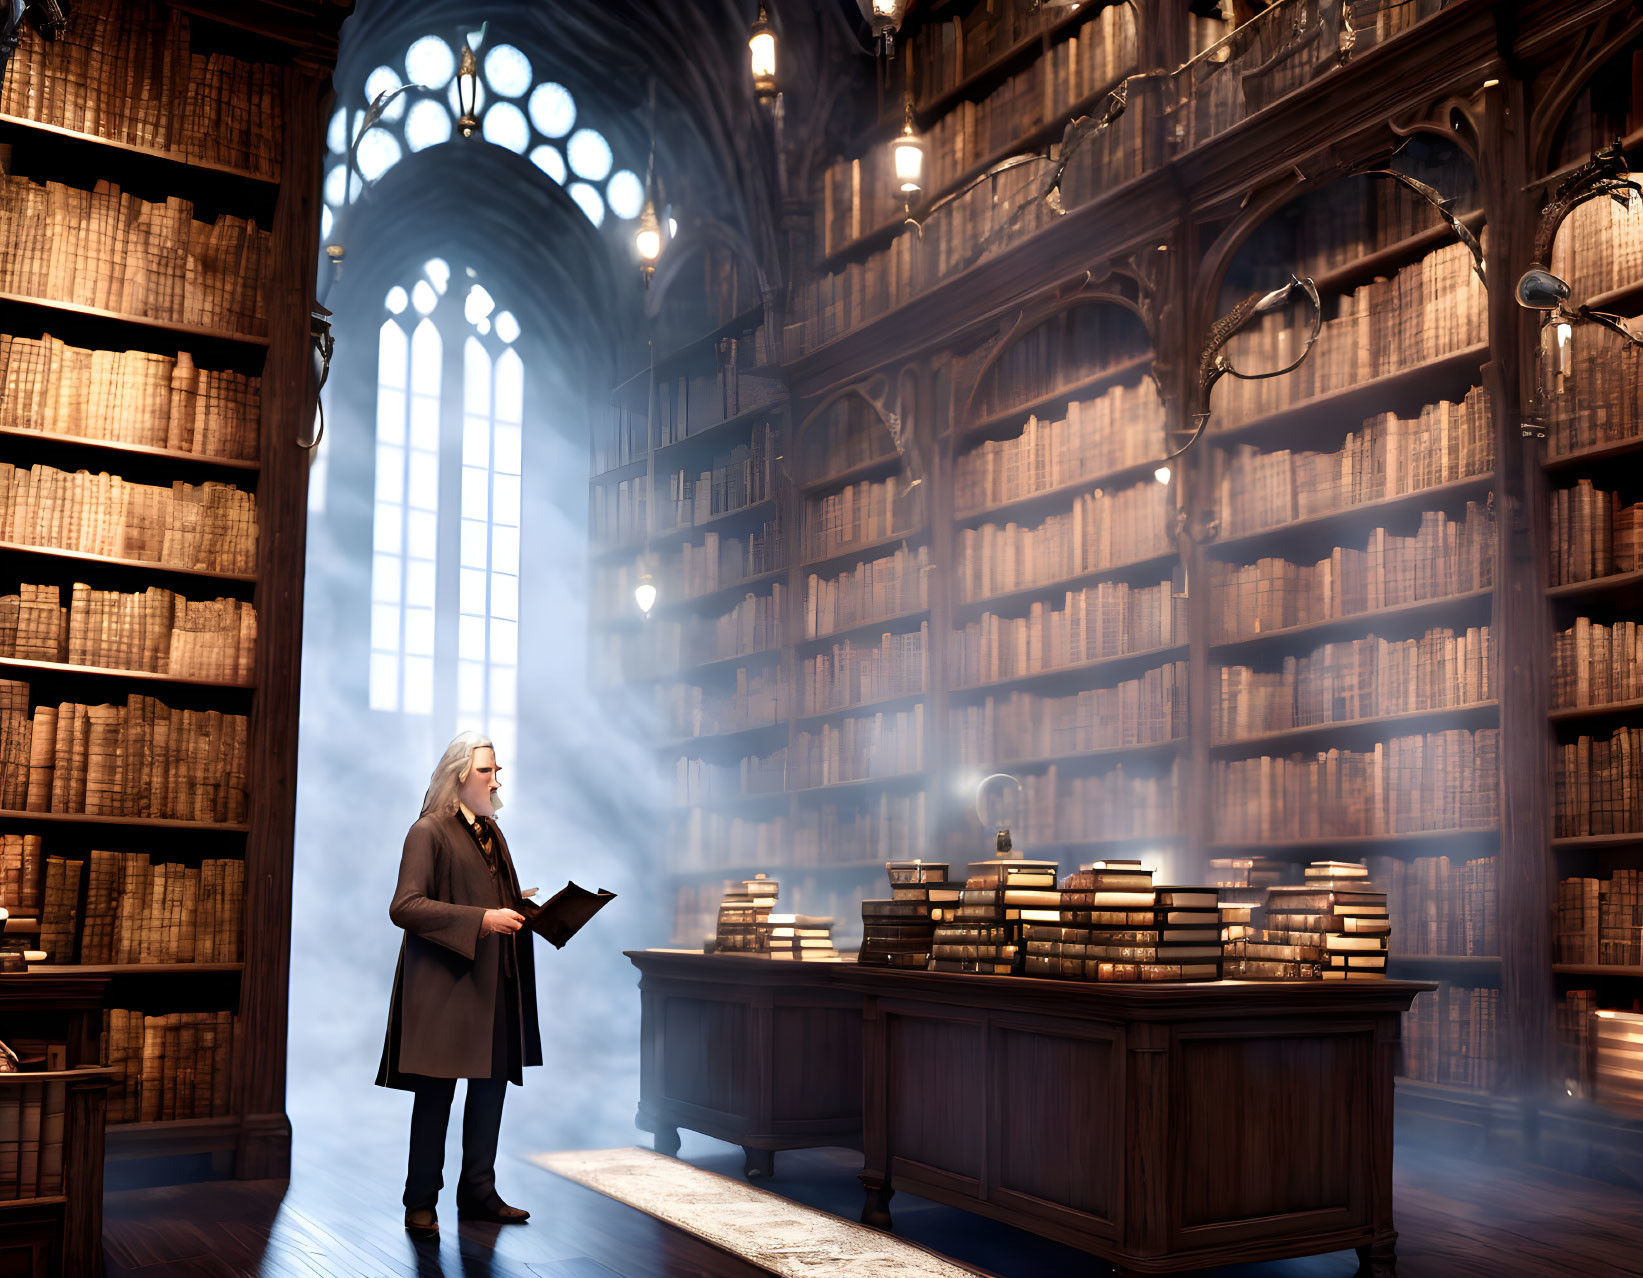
[954,378,1167,515]
[1556,870,1643,966]
[654,667,787,740]
[1209,625,1494,741]
[0,463,258,575]
[1546,480,1643,585]
[589,477,647,553]
[800,625,928,715]
[1400,981,1497,1091]
[1,176,269,334]
[595,402,648,475]
[665,811,786,874]
[36,850,243,964]
[790,706,923,788]
[1367,854,1498,957]
[1549,186,1643,304]
[1542,319,1643,460]
[1211,728,1501,840]
[805,546,930,639]
[1208,505,1496,643]
[794,792,927,866]
[0,0,284,177]
[0,1073,67,1200]
[669,748,785,805]
[950,578,1185,688]
[1235,156,1478,291]
[651,364,783,451]
[101,1008,236,1123]
[0,335,261,461]
[977,308,1149,420]
[1210,387,1494,538]
[950,661,1188,764]
[918,3,1137,198]
[1212,242,1487,427]
[954,480,1174,602]
[1555,727,1643,837]
[0,682,250,823]
[1553,619,1643,710]
[657,425,775,533]
[907,0,1132,111]
[859,859,955,969]
[1222,862,1391,981]
[0,582,256,682]
[802,477,920,562]
[1008,762,1179,845]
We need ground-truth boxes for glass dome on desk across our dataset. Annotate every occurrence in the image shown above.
[974,771,1024,858]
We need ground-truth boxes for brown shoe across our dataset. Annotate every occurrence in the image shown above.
[404,1206,439,1234]
[457,1199,529,1223]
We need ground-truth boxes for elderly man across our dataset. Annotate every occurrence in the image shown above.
[377,730,542,1235]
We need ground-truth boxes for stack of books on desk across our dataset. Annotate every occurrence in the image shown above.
[1209,856,1287,907]
[1024,863,1221,981]
[933,857,1059,974]
[712,874,779,954]
[858,861,955,968]
[767,914,841,961]
[1245,861,1389,980]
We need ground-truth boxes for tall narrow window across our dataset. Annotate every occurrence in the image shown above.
[369,287,443,713]
[459,332,522,762]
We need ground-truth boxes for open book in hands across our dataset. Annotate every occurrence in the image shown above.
[514,882,616,949]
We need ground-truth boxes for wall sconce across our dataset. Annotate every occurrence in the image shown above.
[869,0,901,56]
[749,3,778,102]
[634,567,658,618]
[455,43,481,137]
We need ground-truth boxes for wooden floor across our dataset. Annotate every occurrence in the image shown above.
[104,1129,1643,1278]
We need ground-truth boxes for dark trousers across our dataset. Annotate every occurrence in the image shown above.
[402,959,519,1211]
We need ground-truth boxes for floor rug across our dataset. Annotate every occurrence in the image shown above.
[529,1146,993,1277]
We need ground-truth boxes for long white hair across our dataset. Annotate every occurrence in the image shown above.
[421,730,503,817]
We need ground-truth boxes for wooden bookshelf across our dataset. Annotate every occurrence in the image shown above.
[955,457,1163,526]
[800,453,904,495]
[801,530,926,574]
[0,0,345,1199]
[650,498,780,550]
[960,354,1155,444]
[1550,697,1643,723]
[952,548,1179,615]
[986,739,1183,773]
[655,400,784,462]
[788,772,927,799]
[1553,963,1643,978]
[795,690,927,727]
[1209,829,1501,859]
[948,641,1189,699]
[1541,434,1643,472]
[1209,701,1500,756]
[801,607,931,649]
[662,568,790,617]
[1207,587,1494,660]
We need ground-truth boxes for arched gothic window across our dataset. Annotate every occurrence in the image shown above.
[366,258,524,758]
[322,32,644,246]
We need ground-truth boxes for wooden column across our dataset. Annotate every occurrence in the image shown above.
[1479,76,1558,1102]
[237,62,329,1179]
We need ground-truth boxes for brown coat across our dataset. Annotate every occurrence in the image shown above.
[375,810,543,1089]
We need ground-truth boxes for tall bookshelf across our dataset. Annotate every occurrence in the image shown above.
[589,0,1643,1168]
[0,0,346,1182]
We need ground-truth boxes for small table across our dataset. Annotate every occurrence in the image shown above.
[626,949,862,1178]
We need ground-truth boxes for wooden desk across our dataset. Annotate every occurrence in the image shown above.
[834,967,1431,1278]
[626,949,862,1178]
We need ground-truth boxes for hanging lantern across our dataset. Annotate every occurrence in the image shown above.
[749,3,778,101]
[891,110,924,195]
[634,570,658,618]
[636,199,663,282]
[455,44,481,138]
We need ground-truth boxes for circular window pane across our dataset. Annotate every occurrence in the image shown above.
[326,108,349,154]
[405,35,456,88]
[494,311,521,344]
[411,280,438,315]
[530,145,566,184]
[568,182,605,226]
[449,76,486,123]
[355,128,402,181]
[567,128,612,181]
[425,259,451,293]
[465,285,495,325]
[324,163,349,206]
[482,102,530,154]
[386,285,409,314]
[364,65,405,120]
[606,169,644,220]
[404,99,452,152]
[484,44,532,98]
[528,82,575,137]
